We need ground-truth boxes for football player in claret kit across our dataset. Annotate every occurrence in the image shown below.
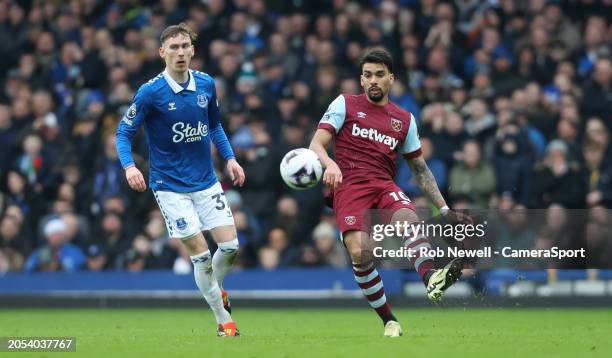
[115,23,244,337]
[309,49,471,337]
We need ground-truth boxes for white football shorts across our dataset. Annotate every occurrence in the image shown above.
[152,182,235,239]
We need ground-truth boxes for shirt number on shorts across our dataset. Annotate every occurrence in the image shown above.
[212,193,226,210]
[389,191,410,202]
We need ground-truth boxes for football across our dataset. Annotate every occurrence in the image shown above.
[280,148,323,190]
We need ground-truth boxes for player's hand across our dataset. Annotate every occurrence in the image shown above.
[227,159,245,187]
[125,165,147,192]
[444,209,474,225]
[323,161,342,190]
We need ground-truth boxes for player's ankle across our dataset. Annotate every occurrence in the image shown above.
[383,315,398,325]
[423,269,434,285]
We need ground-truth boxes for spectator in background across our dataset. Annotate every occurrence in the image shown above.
[5,170,38,221]
[92,133,131,212]
[234,118,278,223]
[493,205,535,268]
[582,141,612,208]
[311,222,348,268]
[258,245,279,270]
[96,211,130,267]
[429,110,469,169]
[556,118,581,163]
[15,134,45,191]
[0,204,29,257]
[580,57,612,120]
[449,140,496,208]
[532,140,585,208]
[493,117,534,206]
[260,226,299,268]
[84,242,108,272]
[463,98,496,142]
[25,218,85,272]
[541,204,572,250]
[115,247,146,272]
[0,104,17,178]
[0,214,25,271]
[585,206,612,267]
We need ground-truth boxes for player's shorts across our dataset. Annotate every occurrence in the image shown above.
[333,179,415,236]
[152,182,235,239]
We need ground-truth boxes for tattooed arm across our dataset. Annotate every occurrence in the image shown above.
[407,155,473,224]
[407,155,447,209]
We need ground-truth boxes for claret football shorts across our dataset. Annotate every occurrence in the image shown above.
[332,180,415,236]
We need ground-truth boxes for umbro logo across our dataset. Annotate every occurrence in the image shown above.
[168,102,177,110]
[357,112,366,118]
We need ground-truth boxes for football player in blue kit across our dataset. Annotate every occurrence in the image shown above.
[116,23,244,337]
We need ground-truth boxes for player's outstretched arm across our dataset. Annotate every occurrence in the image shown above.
[309,129,342,189]
[407,155,473,224]
[407,155,446,208]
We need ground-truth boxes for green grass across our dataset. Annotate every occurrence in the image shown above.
[1,308,611,357]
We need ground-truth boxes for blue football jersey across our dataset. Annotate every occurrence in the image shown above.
[115,70,235,192]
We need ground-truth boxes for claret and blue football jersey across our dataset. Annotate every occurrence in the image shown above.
[116,70,234,192]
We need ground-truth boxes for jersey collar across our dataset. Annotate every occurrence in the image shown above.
[163,69,196,93]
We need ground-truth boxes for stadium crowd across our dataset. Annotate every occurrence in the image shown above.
[0,0,611,273]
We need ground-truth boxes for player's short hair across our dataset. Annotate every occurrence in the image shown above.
[160,22,198,44]
[360,48,394,74]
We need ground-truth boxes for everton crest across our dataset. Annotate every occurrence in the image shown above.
[176,217,187,230]
[391,118,402,132]
[197,94,208,108]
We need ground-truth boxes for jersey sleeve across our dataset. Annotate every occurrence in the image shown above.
[317,95,346,135]
[401,113,422,159]
[208,79,221,130]
[115,84,151,169]
[208,79,235,161]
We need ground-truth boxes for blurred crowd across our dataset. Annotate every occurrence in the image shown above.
[0,0,611,273]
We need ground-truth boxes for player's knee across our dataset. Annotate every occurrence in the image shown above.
[347,246,373,265]
[391,208,418,224]
[217,238,239,255]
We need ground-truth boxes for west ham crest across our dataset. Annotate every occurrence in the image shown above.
[197,94,208,108]
[344,216,356,225]
[391,118,402,132]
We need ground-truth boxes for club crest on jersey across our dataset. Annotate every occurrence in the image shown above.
[176,218,187,230]
[344,216,356,225]
[197,94,208,108]
[391,118,402,132]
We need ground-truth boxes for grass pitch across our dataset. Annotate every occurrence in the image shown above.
[1,308,610,357]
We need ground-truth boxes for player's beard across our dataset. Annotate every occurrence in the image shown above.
[366,86,385,103]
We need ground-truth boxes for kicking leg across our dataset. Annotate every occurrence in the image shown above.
[391,208,462,303]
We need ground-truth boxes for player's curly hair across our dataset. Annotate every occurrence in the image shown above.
[360,48,394,74]
[160,22,198,44]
